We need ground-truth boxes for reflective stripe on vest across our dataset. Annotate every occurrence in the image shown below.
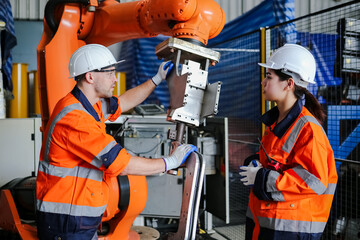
[293,165,326,195]
[43,103,117,169]
[100,98,111,120]
[265,115,335,202]
[267,169,337,202]
[36,199,107,217]
[257,216,327,234]
[44,103,91,162]
[91,140,117,168]
[37,103,110,217]
[38,160,103,182]
[282,115,325,154]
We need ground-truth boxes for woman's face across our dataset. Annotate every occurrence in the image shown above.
[261,69,289,102]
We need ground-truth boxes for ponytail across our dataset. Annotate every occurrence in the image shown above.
[294,86,326,125]
[274,69,326,125]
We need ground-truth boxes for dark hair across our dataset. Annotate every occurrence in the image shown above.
[75,73,86,83]
[274,69,326,124]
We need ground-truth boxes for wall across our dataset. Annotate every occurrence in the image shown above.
[12,21,43,71]
[11,21,122,72]
[10,0,356,23]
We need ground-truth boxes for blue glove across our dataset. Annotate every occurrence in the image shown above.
[152,61,174,86]
[248,160,262,168]
[163,144,197,171]
[243,154,259,166]
[239,160,262,187]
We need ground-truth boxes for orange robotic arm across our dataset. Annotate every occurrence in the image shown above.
[37,0,225,130]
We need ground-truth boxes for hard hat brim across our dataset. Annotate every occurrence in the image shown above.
[69,59,125,79]
[97,59,126,71]
[258,62,280,69]
[110,59,125,68]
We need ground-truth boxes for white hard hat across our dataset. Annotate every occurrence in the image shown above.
[258,44,316,88]
[68,44,123,78]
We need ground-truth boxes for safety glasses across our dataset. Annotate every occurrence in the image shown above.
[93,68,116,77]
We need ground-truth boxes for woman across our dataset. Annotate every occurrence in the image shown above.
[239,44,338,240]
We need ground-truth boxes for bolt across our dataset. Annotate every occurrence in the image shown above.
[88,6,96,12]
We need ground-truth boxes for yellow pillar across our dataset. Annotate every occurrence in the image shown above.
[260,28,266,136]
[113,72,126,96]
[9,63,28,118]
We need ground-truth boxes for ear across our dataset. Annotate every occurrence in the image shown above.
[84,72,95,84]
[286,78,295,90]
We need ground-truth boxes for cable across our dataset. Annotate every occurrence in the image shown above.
[45,0,90,35]
[125,136,164,156]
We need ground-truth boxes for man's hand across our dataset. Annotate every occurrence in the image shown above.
[239,161,262,186]
[163,144,197,171]
[152,61,174,86]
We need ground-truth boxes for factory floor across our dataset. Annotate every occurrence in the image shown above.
[208,231,229,240]
[213,224,246,240]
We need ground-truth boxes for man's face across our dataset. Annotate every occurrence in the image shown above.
[93,67,117,98]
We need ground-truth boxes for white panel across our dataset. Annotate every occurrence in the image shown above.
[10,0,44,20]
[295,0,308,18]
[220,0,231,23]
[11,0,19,18]
[18,0,27,19]
[10,0,357,23]
[295,0,355,18]
[0,118,41,187]
[242,0,264,14]
[228,0,241,23]
[29,0,39,19]
[214,0,265,23]
[9,0,16,18]
[39,0,47,20]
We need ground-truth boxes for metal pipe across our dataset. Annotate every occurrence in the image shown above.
[176,122,186,143]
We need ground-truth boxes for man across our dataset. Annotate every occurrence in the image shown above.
[36,44,196,239]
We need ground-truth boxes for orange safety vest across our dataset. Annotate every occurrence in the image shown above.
[36,86,131,239]
[246,102,338,240]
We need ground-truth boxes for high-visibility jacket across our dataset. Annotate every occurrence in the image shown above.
[246,100,338,240]
[36,86,131,240]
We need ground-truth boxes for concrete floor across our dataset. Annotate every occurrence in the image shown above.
[209,231,229,240]
[214,224,246,240]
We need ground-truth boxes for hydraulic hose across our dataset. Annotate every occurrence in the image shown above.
[45,0,90,35]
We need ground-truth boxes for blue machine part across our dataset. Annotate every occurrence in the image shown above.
[328,105,360,168]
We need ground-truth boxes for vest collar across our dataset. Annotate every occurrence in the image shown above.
[259,99,303,138]
[71,86,100,122]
